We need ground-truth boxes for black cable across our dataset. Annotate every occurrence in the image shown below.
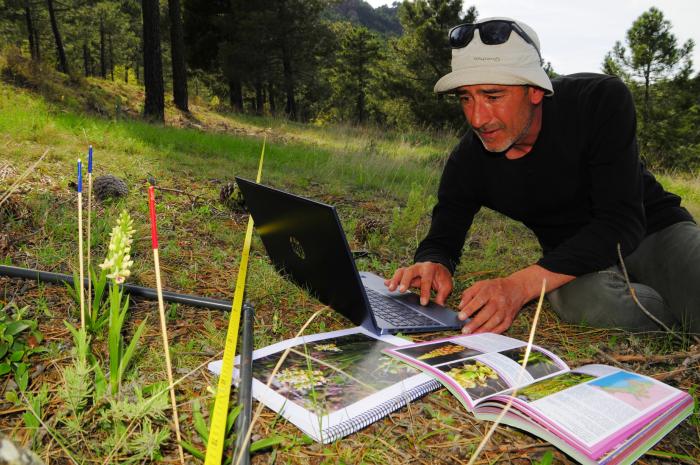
[0,265,231,312]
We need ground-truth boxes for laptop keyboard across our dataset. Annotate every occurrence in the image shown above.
[364,288,440,327]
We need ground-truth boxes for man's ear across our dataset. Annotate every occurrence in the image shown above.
[529,87,545,105]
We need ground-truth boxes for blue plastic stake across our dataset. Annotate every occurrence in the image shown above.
[77,159,83,193]
[88,146,93,173]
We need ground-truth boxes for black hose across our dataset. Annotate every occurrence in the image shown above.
[0,265,231,312]
[233,302,254,465]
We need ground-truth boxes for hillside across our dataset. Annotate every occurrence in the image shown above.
[0,55,699,464]
[329,0,402,35]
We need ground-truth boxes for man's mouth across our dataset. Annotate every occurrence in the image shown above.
[477,128,501,139]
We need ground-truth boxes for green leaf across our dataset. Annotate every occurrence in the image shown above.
[0,362,11,376]
[10,350,24,362]
[192,399,209,443]
[0,342,8,359]
[250,435,284,453]
[22,411,40,429]
[15,363,29,391]
[226,404,242,435]
[533,451,554,465]
[5,390,18,404]
[181,440,205,460]
[118,316,148,381]
[93,361,107,399]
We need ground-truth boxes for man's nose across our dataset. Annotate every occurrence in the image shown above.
[469,100,491,129]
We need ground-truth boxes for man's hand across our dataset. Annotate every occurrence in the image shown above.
[458,277,528,334]
[384,262,453,306]
[458,265,576,334]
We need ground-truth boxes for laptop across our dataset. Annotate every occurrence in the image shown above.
[235,177,462,335]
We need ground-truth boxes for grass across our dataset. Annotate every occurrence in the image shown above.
[1,54,699,463]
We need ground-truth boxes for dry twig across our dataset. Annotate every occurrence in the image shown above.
[616,244,684,343]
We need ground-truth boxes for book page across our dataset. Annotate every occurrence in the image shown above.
[509,367,687,454]
[383,333,568,409]
[208,327,435,442]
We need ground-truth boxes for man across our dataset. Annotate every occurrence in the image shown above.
[385,17,700,335]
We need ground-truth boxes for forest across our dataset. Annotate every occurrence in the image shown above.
[0,1,699,464]
[1,0,698,169]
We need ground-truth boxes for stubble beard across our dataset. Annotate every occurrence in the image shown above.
[475,104,536,153]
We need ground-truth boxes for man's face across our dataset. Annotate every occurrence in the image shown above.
[457,84,542,153]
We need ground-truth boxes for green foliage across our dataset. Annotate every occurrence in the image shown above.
[23,383,49,429]
[183,396,283,463]
[322,22,382,124]
[389,183,435,251]
[0,303,44,394]
[380,0,477,129]
[603,7,699,170]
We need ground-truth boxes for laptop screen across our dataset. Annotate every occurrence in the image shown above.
[235,177,371,327]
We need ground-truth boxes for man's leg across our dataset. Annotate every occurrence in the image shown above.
[624,221,700,333]
[547,266,679,331]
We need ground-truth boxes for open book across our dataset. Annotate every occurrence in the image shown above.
[384,333,693,465]
[208,327,440,443]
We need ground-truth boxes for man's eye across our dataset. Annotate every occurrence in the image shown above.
[487,95,501,101]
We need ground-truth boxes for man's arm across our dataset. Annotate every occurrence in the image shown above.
[458,264,575,334]
[385,136,481,304]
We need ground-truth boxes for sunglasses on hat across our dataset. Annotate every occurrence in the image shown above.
[448,20,541,60]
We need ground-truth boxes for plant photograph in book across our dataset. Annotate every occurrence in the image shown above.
[516,372,595,403]
[498,347,562,379]
[251,333,419,414]
[393,341,482,366]
[589,372,677,410]
[438,359,510,400]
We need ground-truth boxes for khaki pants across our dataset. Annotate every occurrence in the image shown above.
[547,221,700,334]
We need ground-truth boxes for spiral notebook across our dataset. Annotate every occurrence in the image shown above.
[207,327,439,443]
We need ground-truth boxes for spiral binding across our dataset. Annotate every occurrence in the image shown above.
[321,379,442,443]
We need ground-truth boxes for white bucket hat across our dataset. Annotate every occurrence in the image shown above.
[434,17,553,95]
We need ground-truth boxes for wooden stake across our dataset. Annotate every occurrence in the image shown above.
[148,186,185,465]
[77,159,85,328]
[467,279,547,465]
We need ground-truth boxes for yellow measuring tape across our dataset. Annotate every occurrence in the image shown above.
[204,138,266,465]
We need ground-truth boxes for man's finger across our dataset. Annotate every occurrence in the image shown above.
[458,283,481,310]
[473,311,503,334]
[490,320,511,335]
[435,284,451,306]
[459,293,488,320]
[386,268,405,291]
[462,305,496,334]
[419,268,434,305]
[398,267,417,292]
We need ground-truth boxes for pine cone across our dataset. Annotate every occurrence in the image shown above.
[93,175,128,201]
[355,218,385,243]
[219,182,246,212]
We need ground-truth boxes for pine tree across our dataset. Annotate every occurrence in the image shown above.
[142,0,164,121]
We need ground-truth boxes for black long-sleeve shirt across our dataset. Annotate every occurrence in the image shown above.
[415,73,693,276]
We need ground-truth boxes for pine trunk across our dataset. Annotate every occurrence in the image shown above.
[142,0,165,122]
[23,2,37,61]
[281,46,296,119]
[268,81,276,115]
[168,0,189,111]
[46,0,69,74]
[109,34,114,81]
[229,78,243,112]
[100,17,106,78]
[255,81,264,115]
[83,42,90,77]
